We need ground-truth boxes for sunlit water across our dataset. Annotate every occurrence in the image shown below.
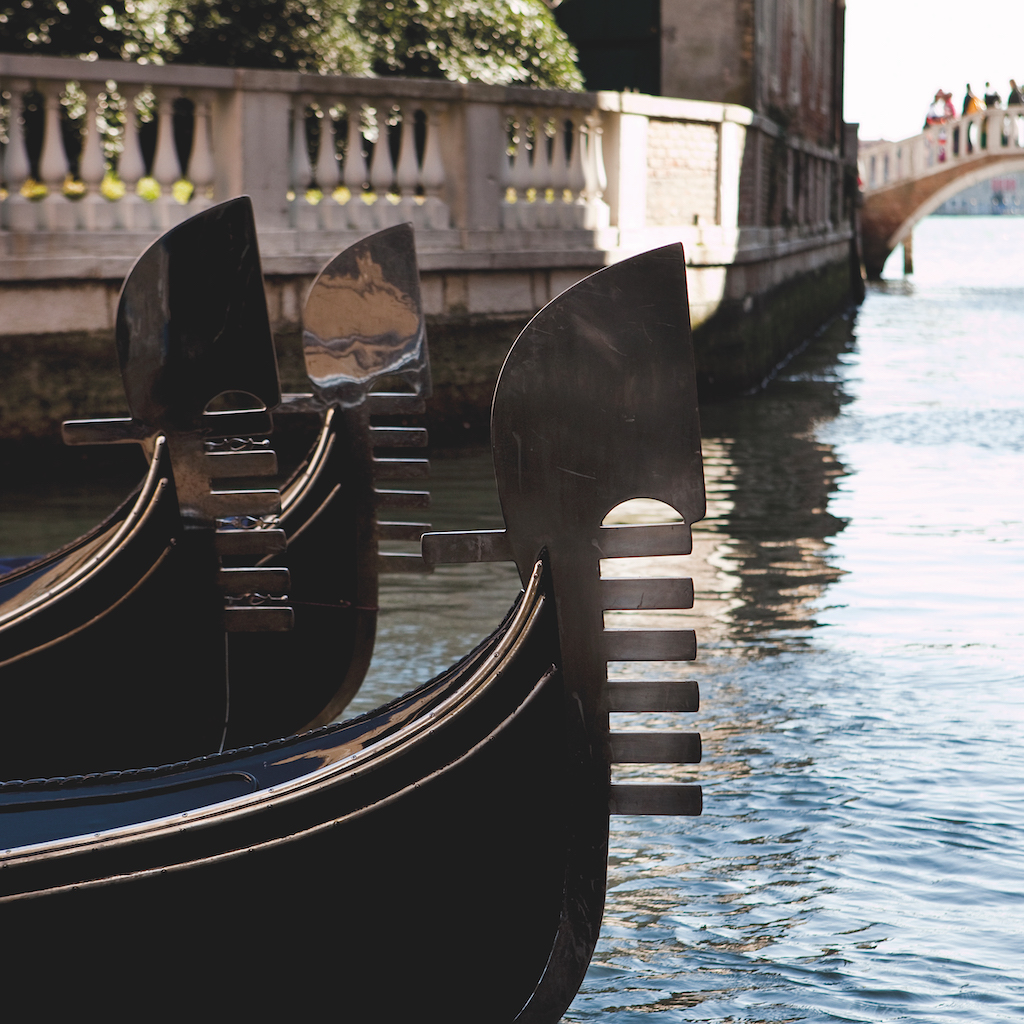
[2,216,1021,1021]
[560,217,1024,1022]
[365,217,1024,1022]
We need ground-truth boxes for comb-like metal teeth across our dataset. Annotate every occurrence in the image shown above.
[608,679,699,712]
[604,629,697,661]
[205,449,278,478]
[601,577,694,610]
[372,458,430,480]
[597,522,692,557]
[200,410,274,438]
[206,489,282,518]
[367,393,427,415]
[370,426,428,448]
[223,605,294,632]
[378,552,431,574]
[421,530,514,565]
[610,731,701,763]
[378,521,431,542]
[214,528,288,557]
[609,784,702,816]
[275,392,319,414]
[62,417,148,446]
[218,567,290,596]
[374,489,430,510]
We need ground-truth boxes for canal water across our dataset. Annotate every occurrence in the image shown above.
[1,216,1020,1021]
[362,216,1024,1023]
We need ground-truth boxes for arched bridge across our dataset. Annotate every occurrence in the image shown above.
[859,110,1024,277]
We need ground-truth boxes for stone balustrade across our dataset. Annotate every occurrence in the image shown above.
[859,109,1024,192]
[0,53,611,240]
[0,53,858,410]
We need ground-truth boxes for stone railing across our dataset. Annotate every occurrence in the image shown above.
[0,53,611,238]
[0,54,857,352]
[859,109,1024,192]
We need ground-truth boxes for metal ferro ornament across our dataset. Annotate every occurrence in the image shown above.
[301,221,431,406]
[424,241,707,1019]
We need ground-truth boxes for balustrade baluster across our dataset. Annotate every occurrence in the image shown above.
[79,81,112,230]
[151,88,183,228]
[510,109,534,228]
[290,95,317,230]
[341,100,372,229]
[315,99,340,229]
[117,85,148,230]
[531,113,555,228]
[565,112,587,228]
[548,113,569,224]
[419,103,449,230]
[499,108,517,228]
[582,112,609,230]
[188,91,215,213]
[2,80,36,232]
[395,103,420,224]
[368,103,398,227]
[39,80,74,230]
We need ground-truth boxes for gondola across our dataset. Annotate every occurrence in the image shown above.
[221,222,434,746]
[1,240,706,1021]
[0,198,288,781]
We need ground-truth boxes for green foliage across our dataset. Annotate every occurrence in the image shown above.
[1,0,582,90]
[349,1,583,89]
[164,0,368,72]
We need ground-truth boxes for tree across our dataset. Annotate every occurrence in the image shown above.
[348,1,582,89]
[163,0,368,72]
[1,0,582,90]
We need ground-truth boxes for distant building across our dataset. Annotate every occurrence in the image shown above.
[555,0,850,227]
[933,173,1024,215]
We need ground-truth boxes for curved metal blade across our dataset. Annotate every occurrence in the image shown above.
[491,242,705,580]
[302,222,431,408]
[115,196,280,433]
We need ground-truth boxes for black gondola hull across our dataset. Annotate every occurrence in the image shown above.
[0,567,597,1022]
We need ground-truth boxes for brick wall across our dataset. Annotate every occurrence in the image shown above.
[646,119,720,225]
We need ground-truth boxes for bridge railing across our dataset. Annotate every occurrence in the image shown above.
[860,109,1024,192]
[0,53,611,236]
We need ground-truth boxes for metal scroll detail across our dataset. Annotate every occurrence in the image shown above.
[116,195,281,434]
[422,243,707,1023]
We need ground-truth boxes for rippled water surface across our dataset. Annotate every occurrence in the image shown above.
[365,217,1024,1022]
[559,217,1024,1022]
[3,216,1021,1021]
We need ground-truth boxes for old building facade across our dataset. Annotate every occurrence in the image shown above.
[555,0,860,392]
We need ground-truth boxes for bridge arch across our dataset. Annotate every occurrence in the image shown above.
[887,158,1024,249]
[859,112,1024,277]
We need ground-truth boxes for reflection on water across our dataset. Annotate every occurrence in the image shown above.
[0,478,143,559]
[345,451,522,716]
